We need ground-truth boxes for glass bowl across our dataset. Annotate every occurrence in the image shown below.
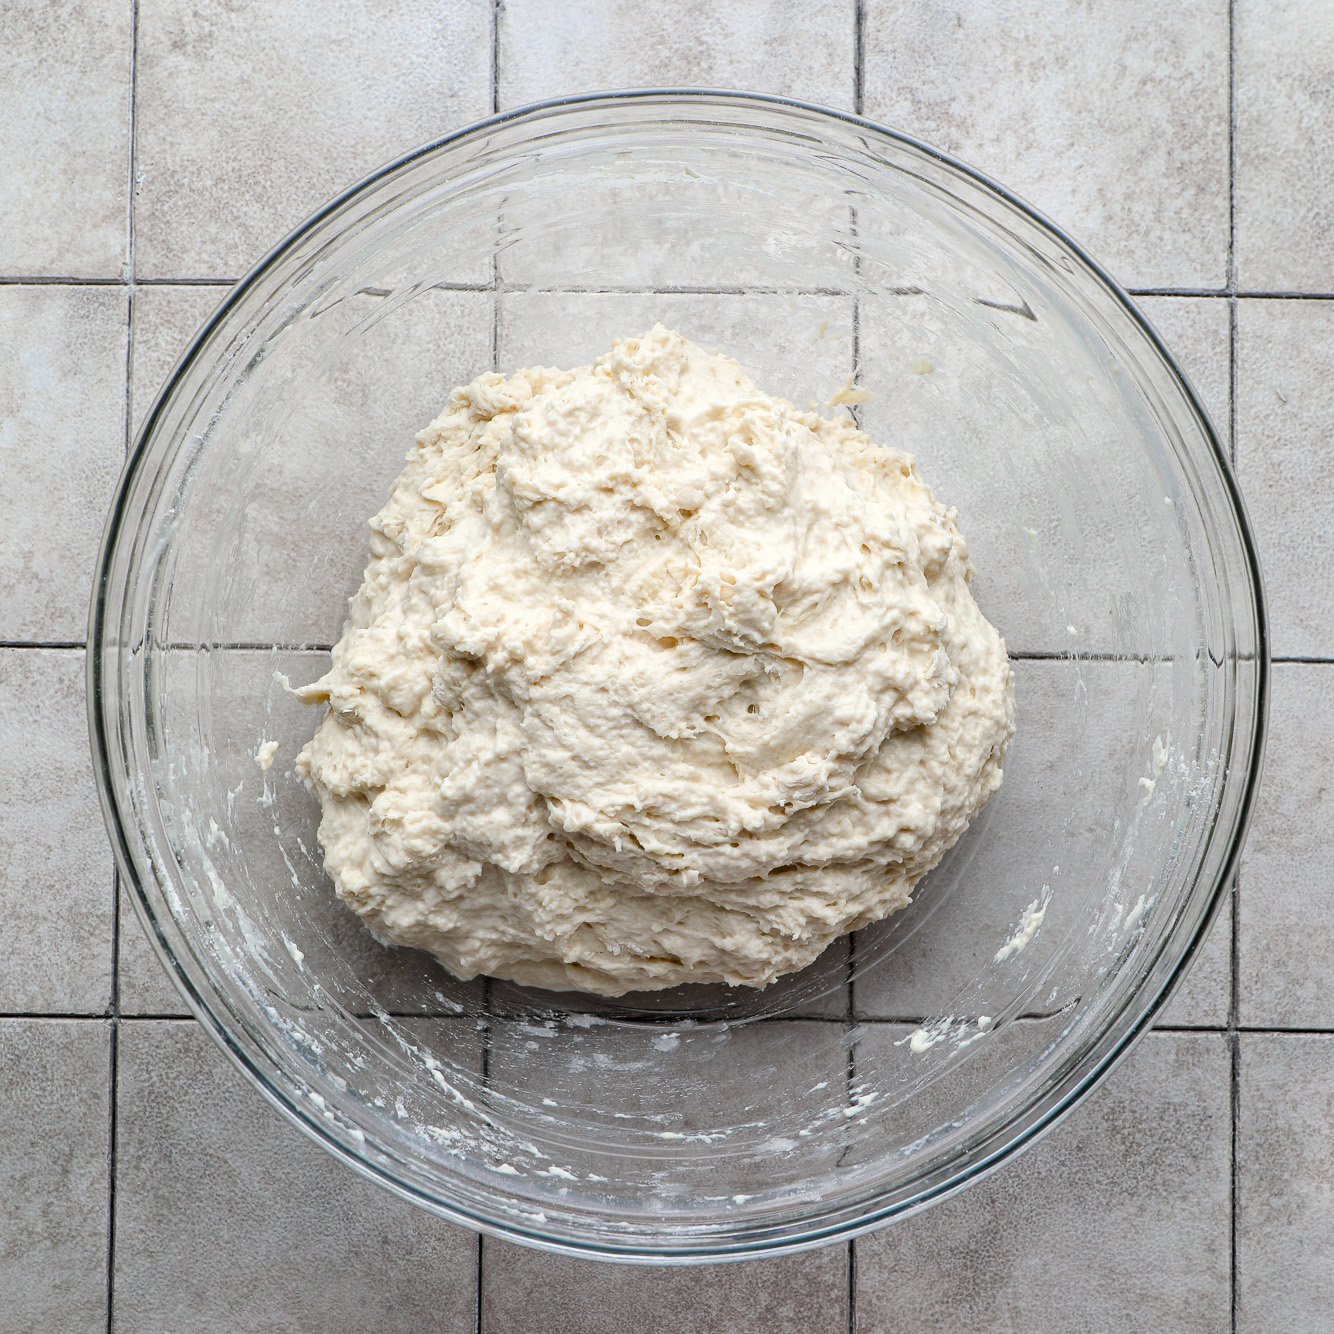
[89,91,1266,1262]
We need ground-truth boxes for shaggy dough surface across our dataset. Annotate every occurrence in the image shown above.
[297,327,1015,995]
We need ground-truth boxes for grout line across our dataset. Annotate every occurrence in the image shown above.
[847,22,864,1328]
[476,982,493,1332]
[1229,848,1241,1033]
[503,283,855,297]
[6,272,1334,300]
[1228,0,1239,298]
[157,641,334,653]
[379,1009,1078,1026]
[123,274,137,458]
[1233,289,1334,300]
[847,1235,857,1334]
[845,986,858,1334]
[94,1013,194,1023]
[95,646,1329,666]
[1231,1030,1241,1334]
[475,1007,488,1334]
[10,1012,1334,1033]
[1226,0,1240,1320]
[1127,287,1229,298]
[135,643,1284,665]
[132,277,235,287]
[0,276,859,297]
[106,1015,119,1334]
[1229,297,1238,468]
[852,0,865,117]
[0,275,124,286]
[1009,650,1176,663]
[0,1012,117,1022]
[475,1048,488,1334]
[1233,1025,1334,1036]
[110,875,123,1029]
[475,1230,485,1334]
[1227,0,1240,484]
[108,3,138,1320]
[491,0,501,116]
[0,640,84,650]
[1122,289,1334,301]
[0,274,492,290]
[481,32,496,1333]
[110,883,123,1024]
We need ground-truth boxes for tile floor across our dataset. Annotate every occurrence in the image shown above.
[1,1,1331,1329]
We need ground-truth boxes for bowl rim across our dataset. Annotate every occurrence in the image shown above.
[88,87,1269,1263]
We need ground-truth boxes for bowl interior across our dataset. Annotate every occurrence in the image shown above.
[103,95,1261,1257]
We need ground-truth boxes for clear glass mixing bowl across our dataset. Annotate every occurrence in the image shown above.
[90,92,1266,1261]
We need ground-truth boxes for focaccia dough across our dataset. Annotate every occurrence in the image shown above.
[296,326,1015,995]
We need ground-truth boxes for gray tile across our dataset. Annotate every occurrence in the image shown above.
[498,0,855,111]
[1157,879,1232,1029]
[0,286,127,640]
[1237,1033,1334,1333]
[1238,664,1334,1028]
[134,0,493,279]
[1136,294,1232,442]
[0,1019,109,1332]
[130,284,229,435]
[1236,0,1334,291]
[115,1018,479,1333]
[482,1236,848,1334]
[1236,299,1334,658]
[0,3,131,277]
[117,877,190,1017]
[0,650,113,1014]
[855,1030,1231,1333]
[862,0,1230,290]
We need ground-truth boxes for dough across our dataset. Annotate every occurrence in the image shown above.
[296,326,1015,996]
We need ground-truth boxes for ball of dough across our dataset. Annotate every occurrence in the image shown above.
[296,326,1015,996]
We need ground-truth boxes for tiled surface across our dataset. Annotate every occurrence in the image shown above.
[1138,294,1233,438]
[1236,299,1334,657]
[481,1239,849,1333]
[1235,0,1334,291]
[856,1031,1232,1332]
[133,0,493,279]
[1237,1034,1334,1332]
[0,650,114,1014]
[0,286,127,641]
[3,1,1332,1327]
[862,0,1231,290]
[117,877,191,1018]
[0,3,132,278]
[498,0,855,111]
[128,283,229,433]
[1238,666,1333,1029]
[1161,878,1233,1029]
[0,1020,110,1332]
[114,1020,481,1333]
